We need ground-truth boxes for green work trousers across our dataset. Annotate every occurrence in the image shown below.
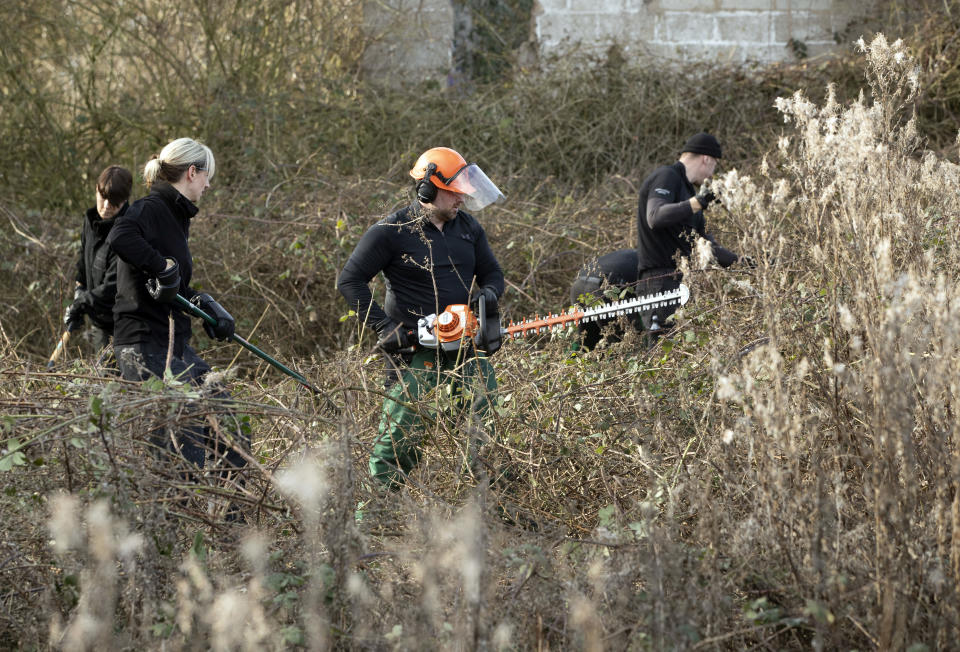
[370,347,496,490]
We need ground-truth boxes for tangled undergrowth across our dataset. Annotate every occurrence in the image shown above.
[5,10,960,651]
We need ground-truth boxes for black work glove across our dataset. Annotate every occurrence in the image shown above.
[376,320,414,353]
[63,297,87,330]
[190,293,236,341]
[470,286,499,314]
[145,257,180,303]
[694,189,716,211]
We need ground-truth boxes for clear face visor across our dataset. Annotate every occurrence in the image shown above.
[445,164,505,212]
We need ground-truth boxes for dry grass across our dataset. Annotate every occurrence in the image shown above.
[5,1,960,648]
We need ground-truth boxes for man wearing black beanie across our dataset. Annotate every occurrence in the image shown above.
[633,132,740,336]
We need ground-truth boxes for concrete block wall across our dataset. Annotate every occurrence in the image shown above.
[535,0,874,64]
[362,0,454,81]
[360,0,874,82]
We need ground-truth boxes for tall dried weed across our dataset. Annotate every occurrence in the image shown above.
[4,6,960,650]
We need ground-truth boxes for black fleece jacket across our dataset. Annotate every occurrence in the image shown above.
[338,203,504,331]
[636,161,737,271]
[74,203,126,330]
[106,181,199,346]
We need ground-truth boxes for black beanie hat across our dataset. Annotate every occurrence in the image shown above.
[681,132,722,159]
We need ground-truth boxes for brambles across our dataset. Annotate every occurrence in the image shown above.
[6,0,960,648]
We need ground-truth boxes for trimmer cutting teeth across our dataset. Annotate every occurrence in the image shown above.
[416,285,690,351]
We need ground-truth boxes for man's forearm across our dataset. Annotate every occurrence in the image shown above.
[712,244,738,268]
[646,197,695,229]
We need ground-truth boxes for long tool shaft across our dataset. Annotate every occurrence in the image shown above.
[174,294,320,393]
[46,329,73,369]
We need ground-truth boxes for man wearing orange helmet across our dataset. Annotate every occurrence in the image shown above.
[338,146,506,490]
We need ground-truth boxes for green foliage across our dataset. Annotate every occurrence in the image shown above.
[190,531,208,563]
[0,438,27,471]
[280,625,305,646]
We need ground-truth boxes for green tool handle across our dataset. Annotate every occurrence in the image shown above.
[174,294,319,394]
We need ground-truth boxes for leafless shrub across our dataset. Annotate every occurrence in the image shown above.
[5,0,960,647]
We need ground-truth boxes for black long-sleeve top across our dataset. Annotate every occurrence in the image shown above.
[337,203,504,331]
[74,204,126,330]
[636,161,737,271]
[106,181,199,346]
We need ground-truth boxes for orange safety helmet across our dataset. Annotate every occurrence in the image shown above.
[409,147,505,211]
[410,147,468,193]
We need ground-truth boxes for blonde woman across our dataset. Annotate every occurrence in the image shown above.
[107,138,247,493]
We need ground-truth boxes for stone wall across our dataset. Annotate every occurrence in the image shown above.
[362,0,455,81]
[361,0,876,81]
[534,0,874,64]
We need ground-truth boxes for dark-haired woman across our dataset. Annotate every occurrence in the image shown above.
[63,165,133,352]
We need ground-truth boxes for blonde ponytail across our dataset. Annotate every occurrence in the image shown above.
[143,155,162,187]
[143,138,216,189]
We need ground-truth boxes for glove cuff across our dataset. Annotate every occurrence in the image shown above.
[191,293,233,320]
[190,292,214,310]
[146,271,180,303]
[190,293,234,340]
[374,318,399,335]
[157,257,179,282]
[72,290,91,308]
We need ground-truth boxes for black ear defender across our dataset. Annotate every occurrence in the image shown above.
[417,162,439,204]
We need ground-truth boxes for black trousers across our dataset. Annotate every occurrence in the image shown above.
[570,274,645,349]
[116,340,248,472]
[636,268,683,331]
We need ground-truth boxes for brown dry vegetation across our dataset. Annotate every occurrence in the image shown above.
[4,0,960,649]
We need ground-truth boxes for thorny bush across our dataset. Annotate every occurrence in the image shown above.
[5,16,960,652]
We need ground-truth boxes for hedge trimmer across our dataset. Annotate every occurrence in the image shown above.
[504,284,689,339]
[416,284,690,351]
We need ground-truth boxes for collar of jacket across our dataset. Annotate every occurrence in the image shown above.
[671,161,695,193]
[151,180,199,220]
[84,203,127,236]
